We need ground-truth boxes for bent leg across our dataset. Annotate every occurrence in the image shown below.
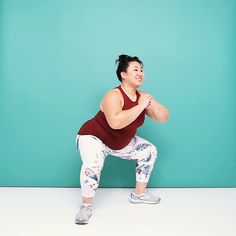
[130,136,160,203]
[77,135,107,201]
[109,136,158,193]
[131,136,158,184]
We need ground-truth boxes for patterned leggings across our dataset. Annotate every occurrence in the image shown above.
[76,135,158,198]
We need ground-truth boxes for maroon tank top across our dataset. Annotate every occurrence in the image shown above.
[78,85,145,150]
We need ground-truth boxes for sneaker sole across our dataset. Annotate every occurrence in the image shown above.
[75,220,89,225]
[75,215,91,225]
[129,198,161,204]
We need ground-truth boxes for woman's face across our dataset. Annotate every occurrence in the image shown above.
[121,61,144,88]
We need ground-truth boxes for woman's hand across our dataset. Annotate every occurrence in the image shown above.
[138,93,153,109]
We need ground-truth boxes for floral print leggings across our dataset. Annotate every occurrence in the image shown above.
[76,135,158,198]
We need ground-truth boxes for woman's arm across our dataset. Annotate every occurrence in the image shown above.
[139,91,170,123]
[101,89,152,129]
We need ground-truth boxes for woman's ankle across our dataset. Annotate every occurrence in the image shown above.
[82,197,93,205]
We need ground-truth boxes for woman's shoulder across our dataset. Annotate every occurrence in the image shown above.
[104,87,122,98]
[100,87,123,111]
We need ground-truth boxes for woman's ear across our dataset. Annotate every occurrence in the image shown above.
[121,71,126,80]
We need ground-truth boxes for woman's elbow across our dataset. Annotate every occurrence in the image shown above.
[158,110,170,123]
[107,120,121,129]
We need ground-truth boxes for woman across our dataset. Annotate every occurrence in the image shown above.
[75,54,169,224]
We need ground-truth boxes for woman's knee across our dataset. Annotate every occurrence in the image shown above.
[150,144,158,158]
[147,144,158,163]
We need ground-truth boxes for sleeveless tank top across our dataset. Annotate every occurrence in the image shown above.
[78,85,145,150]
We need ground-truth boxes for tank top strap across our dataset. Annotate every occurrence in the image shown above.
[116,85,140,103]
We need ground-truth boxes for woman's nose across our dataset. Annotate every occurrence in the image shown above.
[138,70,143,76]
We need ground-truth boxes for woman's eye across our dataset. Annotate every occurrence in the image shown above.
[134,69,143,72]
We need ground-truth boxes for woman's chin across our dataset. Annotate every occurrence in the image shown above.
[136,81,143,87]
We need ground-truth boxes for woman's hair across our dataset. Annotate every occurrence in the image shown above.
[115,54,143,82]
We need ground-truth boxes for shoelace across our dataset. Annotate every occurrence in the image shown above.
[79,206,91,219]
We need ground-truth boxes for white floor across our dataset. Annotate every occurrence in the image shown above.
[0,188,235,236]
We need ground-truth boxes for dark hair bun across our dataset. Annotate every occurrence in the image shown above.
[115,54,130,65]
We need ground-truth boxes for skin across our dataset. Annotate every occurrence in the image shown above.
[83,61,169,204]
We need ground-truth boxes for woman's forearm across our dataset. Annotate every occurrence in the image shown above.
[145,99,169,123]
[153,106,169,122]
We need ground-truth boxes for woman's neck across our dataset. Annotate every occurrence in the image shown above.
[121,83,137,97]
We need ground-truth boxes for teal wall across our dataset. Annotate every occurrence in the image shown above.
[0,0,236,187]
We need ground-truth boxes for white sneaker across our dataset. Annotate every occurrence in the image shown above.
[75,204,92,225]
[129,191,161,204]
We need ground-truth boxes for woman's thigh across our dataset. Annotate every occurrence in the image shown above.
[78,135,107,167]
[109,136,157,160]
